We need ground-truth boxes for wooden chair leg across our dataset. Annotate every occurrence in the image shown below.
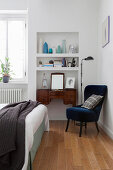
[95,122,99,132]
[79,122,83,137]
[65,119,70,132]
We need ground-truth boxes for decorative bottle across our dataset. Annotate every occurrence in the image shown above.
[42,73,48,89]
[62,40,66,53]
[43,42,48,53]
[39,38,43,53]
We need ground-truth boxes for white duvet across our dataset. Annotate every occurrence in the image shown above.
[0,104,49,170]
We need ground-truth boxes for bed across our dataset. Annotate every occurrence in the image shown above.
[0,103,49,170]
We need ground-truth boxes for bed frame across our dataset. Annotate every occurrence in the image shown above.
[27,119,45,170]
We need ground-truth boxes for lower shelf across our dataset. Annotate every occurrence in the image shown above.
[36,67,79,71]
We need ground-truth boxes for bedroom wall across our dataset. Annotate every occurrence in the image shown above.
[28,0,98,119]
[0,0,27,10]
[0,0,99,120]
[97,0,113,139]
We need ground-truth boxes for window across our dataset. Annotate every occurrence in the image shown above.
[0,17,26,81]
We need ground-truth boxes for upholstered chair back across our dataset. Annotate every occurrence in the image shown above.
[84,85,107,120]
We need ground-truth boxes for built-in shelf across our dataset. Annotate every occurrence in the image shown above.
[36,32,80,94]
[37,53,79,58]
[36,67,79,71]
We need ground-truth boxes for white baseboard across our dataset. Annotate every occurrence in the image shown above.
[99,121,113,140]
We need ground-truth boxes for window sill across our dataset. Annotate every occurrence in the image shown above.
[0,81,28,85]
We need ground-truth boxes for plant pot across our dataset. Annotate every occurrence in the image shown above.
[3,75,10,83]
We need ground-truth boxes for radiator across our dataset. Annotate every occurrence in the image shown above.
[0,89,22,104]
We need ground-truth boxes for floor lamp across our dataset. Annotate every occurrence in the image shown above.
[81,56,94,103]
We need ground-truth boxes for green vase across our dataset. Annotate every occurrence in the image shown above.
[56,45,61,53]
[62,40,66,53]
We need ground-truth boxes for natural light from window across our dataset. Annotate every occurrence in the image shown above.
[0,19,26,80]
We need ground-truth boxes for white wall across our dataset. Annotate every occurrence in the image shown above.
[0,0,98,119]
[28,0,98,119]
[97,0,113,139]
[0,0,27,10]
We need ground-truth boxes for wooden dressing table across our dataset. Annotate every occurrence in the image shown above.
[36,89,76,106]
[36,73,77,106]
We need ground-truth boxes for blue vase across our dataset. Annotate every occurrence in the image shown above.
[49,48,53,53]
[43,42,48,53]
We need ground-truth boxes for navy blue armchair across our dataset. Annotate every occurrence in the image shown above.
[65,85,107,137]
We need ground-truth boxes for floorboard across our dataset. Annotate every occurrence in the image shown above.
[33,121,113,170]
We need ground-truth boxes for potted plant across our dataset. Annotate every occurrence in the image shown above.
[0,57,13,83]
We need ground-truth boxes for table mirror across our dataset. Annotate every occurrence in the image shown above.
[51,73,64,90]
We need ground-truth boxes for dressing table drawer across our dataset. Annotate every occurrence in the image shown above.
[64,89,76,106]
[49,90,64,99]
[37,89,50,105]
[36,89,77,106]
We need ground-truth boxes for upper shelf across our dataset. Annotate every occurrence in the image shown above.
[36,53,79,58]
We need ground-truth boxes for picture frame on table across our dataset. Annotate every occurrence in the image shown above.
[65,77,75,89]
[102,16,110,48]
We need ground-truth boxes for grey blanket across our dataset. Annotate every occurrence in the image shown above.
[0,100,40,170]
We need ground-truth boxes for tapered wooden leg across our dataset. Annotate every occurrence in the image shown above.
[65,119,70,132]
[95,122,99,132]
[79,122,83,137]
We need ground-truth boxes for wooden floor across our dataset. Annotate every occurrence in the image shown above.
[33,121,113,170]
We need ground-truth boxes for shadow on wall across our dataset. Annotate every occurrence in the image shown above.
[100,90,112,131]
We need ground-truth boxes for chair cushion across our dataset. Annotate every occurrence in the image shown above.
[66,107,97,122]
[81,94,103,110]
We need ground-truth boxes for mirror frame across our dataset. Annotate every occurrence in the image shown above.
[51,73,64,90]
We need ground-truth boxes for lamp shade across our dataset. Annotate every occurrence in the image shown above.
[84,56,94,60]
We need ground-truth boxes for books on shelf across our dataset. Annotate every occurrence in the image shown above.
[54,64,62,67]
[54,60,62,67]
[42,64,53,67]
[41,64,63,67]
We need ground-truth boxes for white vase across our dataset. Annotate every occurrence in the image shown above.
[69,44,78,53]
[42,73,48,89]
[39,38,43,53]
[52,47,56,53]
